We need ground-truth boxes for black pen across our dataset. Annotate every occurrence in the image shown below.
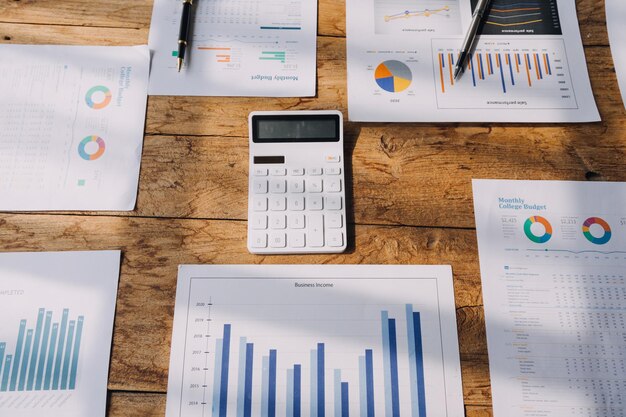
[453,0,491,79]
[177,0,194,72]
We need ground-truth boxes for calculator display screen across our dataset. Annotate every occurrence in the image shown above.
[252,115,340,142]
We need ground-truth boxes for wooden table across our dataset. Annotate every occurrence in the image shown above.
[0,1,623,415]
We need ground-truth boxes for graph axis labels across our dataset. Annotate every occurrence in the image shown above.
[375,60,413,93]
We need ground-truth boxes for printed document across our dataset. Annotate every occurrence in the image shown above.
[148,0,317,96]
[0,45,150,210]
[166,265,464,417]
[473,179,626,417]
[606,0,626,108]
[347,0,600,122]
[0,251,121,417]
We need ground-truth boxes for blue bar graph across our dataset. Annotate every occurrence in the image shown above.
[196,306,429,417]
[237,338,247,417]
[60,320,76,389]
[317,343,325,417]
[1,355,12,392]
[413,312,426,417]
[0,343,4,380]
[69,316,84,389]
[268,350,277,417]
[44,323,59,390]
[365,350,375,417]
[244,343,254,417]
[0,308,85,394]
[35,311,53,390]
[341,382,349,417]
[9,319,26,391]
[18,329,33,391]
[220,324,232,417]
[293,365,301,417]
[52,309,69,390]
[26,308,45,390]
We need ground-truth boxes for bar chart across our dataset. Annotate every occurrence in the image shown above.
[167,267,464,417]
[0,308,84,393]
[432,38,578,110]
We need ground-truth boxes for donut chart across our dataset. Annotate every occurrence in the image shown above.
[524,216,552,243]
[78,135,106,161]
[85,85,112,110]
[582,217,611,245]
[375,60,412,93]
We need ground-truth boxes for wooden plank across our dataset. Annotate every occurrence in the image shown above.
[0,214,485,396]
[466,405,493,417]
[0,23,147,46]
[109,392,166,417]
[131,117,626,228]
[0,0,611,45]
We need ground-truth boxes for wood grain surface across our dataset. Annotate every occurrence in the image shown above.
[0,0,623,416]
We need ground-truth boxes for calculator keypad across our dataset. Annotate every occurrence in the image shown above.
[249,166,345,252]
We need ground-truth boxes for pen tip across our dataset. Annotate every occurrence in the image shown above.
[177,58,183,72]
[453,67,462,80]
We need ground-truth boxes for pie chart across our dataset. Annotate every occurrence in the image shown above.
[375,60,412,93]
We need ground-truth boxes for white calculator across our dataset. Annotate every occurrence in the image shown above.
[247,110,347,254]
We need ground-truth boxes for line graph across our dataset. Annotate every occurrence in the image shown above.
[384,6,451,22]
[375,0,461,35]
[471,0,562,35]
[527,249,626,255]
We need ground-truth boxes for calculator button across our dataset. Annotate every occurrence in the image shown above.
[271,168,287,176]
[308,195,323,210]
[251,214,268,230]
[269,214,286,229]
[269,196,286,211]
[253,179,268,194]
[326,167,341,175]
[325,155,340,163]
[289,179,304,193]
[308,178,322,193]
[288,232,306,248]
[326,213,343,229]
[269,233,286,248]
[326,230,344,247]
[288,195,305,211]
[250,232,267,248]
[307,214,324,247]
[270,179,286,193]
[254,168,268,176]
[326,179,341,193]
[325,196,342,210]
[309,168,323,176]
[290,168,304,176]
[288,213,305,229]
[253,197,268,212]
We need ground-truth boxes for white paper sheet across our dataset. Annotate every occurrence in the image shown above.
[148,0,317,96]
[473,179,626,417]
[606,0,626,108]
[166,265,464,417]
[0,251,121,417]
[0,45,150,211]
[346,0,600,122]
